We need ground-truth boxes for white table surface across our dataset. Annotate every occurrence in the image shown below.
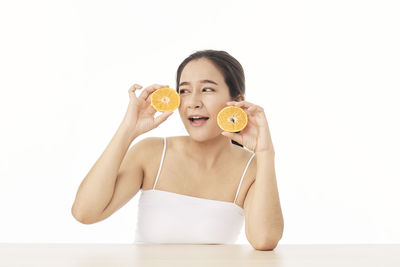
[1,243,399,267]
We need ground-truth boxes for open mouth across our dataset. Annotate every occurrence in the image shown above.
[188,116,210,122]
[188,116,210,126]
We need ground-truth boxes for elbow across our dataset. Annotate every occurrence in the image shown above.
[251,239,279,251]
[249,233,282,251]
[251,221,285,251]
[71,205,96,225]
[71,206,86,224]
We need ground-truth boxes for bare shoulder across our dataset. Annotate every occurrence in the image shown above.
[132,136,164,150]
[232,145,257,167]
[130,136,165,163]
[138,136,182,189]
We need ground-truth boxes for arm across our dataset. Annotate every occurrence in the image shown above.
[71,83,172,224]
[221,100,284,251]
[243,149,284,250]
[71,123,141,224]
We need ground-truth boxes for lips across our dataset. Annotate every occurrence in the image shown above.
[189,118,208,127]
[188,117,209,122]
[188,115,210,122]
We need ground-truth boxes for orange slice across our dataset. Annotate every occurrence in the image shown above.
[217,106,248,132]
[150,87,180,112]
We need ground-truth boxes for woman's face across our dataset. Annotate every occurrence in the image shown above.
[178,58,233,141]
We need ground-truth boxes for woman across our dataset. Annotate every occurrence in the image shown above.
[71,50,284,250]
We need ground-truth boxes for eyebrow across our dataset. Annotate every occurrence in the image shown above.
[179,80,218,87]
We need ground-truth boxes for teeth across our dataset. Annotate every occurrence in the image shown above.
[189,116,209,120]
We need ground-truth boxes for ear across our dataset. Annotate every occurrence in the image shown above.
[234,94,244,102]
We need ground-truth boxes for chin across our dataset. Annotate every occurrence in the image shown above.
[187,131,223,143]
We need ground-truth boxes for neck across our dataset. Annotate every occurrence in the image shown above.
[184,135,235,170]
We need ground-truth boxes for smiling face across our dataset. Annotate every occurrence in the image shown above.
[178,58,233,141]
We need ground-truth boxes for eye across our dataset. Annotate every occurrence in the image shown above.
[179,88,214,94]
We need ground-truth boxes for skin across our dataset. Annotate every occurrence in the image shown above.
[177,58,244,168]
[142,58,284,250]
[72,57,283,251]
[177,58,284,250]
[141,58,255,207]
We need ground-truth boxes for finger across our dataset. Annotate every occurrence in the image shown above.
[128,84,143,99]
[128,83,143,91]
[138,84,169,101]
[226,100,255,109]
[145,103,157,115]
[128,84,143,91]
[246,105,258,114]
[228,102,263,115]
[248,105,264,113]
[138,87,159,101]
[153,111,173,127]
[146,84,169,90]
[143,85,169,104]
[221,131,243,145]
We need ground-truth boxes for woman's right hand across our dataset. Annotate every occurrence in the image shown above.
[121,83,174,138]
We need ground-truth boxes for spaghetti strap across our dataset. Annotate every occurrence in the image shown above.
[152,137,167,190]
[233,152,255,204]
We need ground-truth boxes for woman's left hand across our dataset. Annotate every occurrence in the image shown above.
[221,101,275,153]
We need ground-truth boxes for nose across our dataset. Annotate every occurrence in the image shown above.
[186,92,203,109]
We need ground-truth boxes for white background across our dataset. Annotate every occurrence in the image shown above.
[0,0,399,244]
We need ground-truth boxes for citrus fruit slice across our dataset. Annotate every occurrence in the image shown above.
[150,87,180,112]
[217,106,248,132]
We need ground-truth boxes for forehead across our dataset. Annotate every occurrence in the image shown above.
[180,58,224,83]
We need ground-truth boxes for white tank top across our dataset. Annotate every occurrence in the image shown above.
[134,137,255,244]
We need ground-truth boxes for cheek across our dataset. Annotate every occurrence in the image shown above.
[178,95,229,113]
[210,103,228,117]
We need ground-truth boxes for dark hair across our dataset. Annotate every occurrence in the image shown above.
[176,49,246,147]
